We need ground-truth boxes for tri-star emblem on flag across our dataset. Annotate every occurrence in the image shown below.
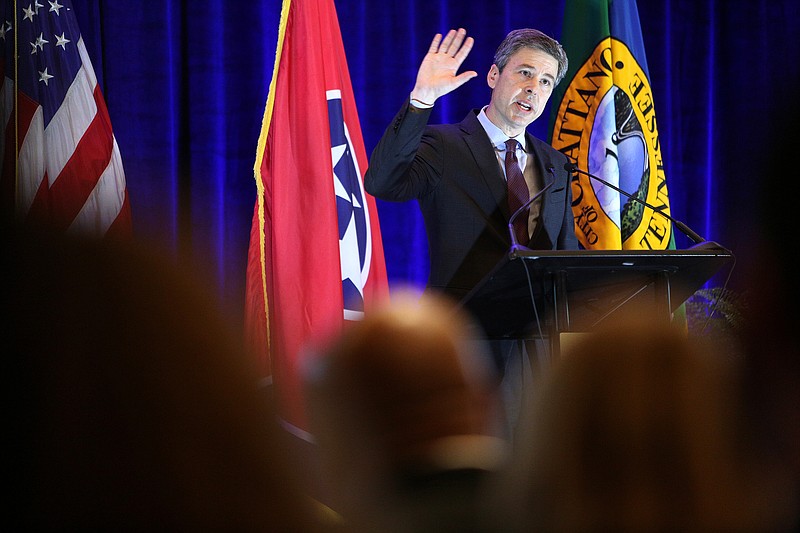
[329,89,372,320]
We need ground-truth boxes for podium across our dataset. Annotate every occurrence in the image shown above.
[459,241,734,357]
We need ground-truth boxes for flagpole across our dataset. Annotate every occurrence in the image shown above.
[13,0,19,211]
[253,0,291,366]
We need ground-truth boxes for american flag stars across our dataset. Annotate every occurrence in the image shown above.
[55,32,70,48]
[22,1,66,21]
[0,21,11,41]
[19,1,69,59]
[32,33,49,54]
[1,0,131,237]
[8,0,82,117]
[38,67,53,85]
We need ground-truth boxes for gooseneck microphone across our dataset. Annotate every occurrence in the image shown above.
[508,168,555,250]
[564,162,706,245]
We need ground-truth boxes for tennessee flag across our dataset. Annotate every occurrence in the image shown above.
[1,0,131,239]
[550,0,674,252]
[244,0,389,434]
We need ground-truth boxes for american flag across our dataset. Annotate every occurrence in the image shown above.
[1,0,130,238]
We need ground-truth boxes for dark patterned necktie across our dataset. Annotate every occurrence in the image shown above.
[505,139,529,246]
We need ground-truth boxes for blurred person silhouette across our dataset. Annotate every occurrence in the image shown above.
[3,225,325,531]
[483,305,794,532]
[734,96,800,529]
[304,290,508,533]
[364,27,579,441]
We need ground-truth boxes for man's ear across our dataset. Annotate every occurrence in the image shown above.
[487,64,499,89]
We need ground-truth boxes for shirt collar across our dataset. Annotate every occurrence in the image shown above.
[477,107,527,152]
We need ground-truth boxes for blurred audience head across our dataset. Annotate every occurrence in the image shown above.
[305,290,506,531]
[3,226,322,531]
[735,91,800,527]
[488,305,795,531]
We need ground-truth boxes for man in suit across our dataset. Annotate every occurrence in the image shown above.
[365,28,579,437]
[365,27,577,302]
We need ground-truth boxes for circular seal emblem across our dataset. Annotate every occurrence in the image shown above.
[552,37,672,250]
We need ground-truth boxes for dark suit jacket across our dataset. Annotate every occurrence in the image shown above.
[365,101,578,301]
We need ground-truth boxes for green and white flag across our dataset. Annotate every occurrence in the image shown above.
[550,0,675,251]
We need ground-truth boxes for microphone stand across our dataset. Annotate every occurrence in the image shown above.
[508,177,555,253]
[564,162,709,247]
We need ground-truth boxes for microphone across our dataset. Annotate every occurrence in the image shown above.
[508,168,555,251]
[564,162,706,245]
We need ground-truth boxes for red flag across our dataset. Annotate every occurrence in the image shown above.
[245,0,389,434]
[1,0,131,238]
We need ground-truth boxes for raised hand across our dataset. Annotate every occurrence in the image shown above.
[410,28,478,106]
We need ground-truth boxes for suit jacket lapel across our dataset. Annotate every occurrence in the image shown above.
[459,111,509,218]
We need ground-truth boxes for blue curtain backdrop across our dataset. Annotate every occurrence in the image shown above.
[69,0,799,332]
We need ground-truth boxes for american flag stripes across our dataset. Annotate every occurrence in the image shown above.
[1,0,130,238]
